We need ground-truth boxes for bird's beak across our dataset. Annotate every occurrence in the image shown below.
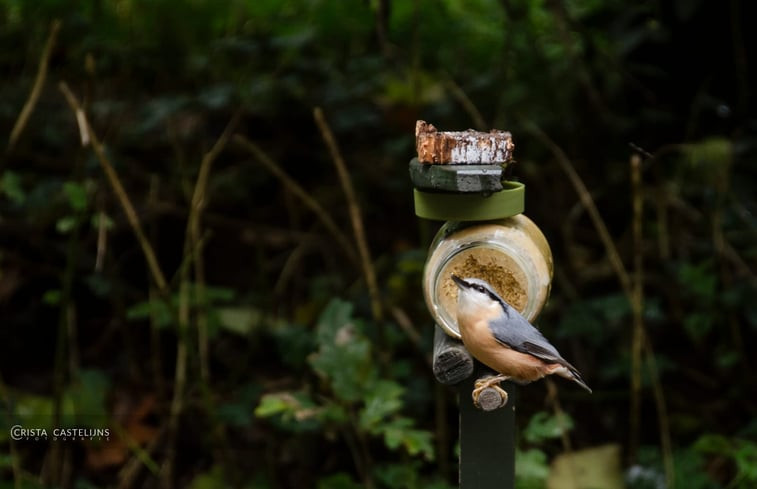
[451,274,468,289]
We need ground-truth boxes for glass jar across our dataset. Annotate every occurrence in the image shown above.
[423,214,553,338]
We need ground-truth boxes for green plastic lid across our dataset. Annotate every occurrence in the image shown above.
[414,181,525,221]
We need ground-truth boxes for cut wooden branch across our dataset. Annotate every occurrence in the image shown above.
[59,82,168,293]
[7,19,61,153]
[314,107,382,321]
[475,385,508,411]
[415,120,514,165]
[432,326,474,385]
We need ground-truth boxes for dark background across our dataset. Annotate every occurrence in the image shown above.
[1,1,755,488]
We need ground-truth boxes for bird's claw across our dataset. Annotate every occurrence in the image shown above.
[472,374,510,409]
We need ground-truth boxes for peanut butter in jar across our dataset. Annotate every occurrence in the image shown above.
[423,214,553,339]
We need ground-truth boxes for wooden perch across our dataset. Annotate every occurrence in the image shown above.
[415,120,514,165]
[432,326,474,385]
[474,387,508,411]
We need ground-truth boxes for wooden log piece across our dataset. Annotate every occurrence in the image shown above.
[416,120,515,165]
[409,158,504,193]
[475,384,509,411]
[432,325,474,385]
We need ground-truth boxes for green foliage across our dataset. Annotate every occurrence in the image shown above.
[695,435,757,488]
[1,0,755,487]
[309,300,375,402]
[214,382,261,428]
[1,171,26,205]
[126,283,236,330]
[558,293,630,344]
[523,411,575,445]
[64,369,110,424]
[316,473,362,489]
[0,369,110,443]
[256,299,434,468]
[515,410,576,489]
[515,448,550,489]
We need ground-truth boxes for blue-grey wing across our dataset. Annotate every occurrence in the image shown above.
[488,312,567,365]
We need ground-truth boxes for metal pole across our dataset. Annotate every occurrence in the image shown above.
[433,327,516,488]
[458,362,516,489]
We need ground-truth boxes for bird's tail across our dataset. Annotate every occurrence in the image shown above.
[552,360,593,393]
[568,368,592,393]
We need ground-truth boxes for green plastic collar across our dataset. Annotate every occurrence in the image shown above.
[413,182,525,221]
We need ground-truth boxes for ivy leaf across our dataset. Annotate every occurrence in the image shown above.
[309,299,375,402]
[523,411,574,444]
[126,298,174,328]
[380,418,434,461]
[63,369,110,427]
[254,391,321,432]
[56,215,78,234]
[359,380,404,431]
[1,171,26,205]
[515,448,550,485]
[63,181,89,212]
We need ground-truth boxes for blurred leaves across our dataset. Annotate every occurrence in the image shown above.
[695,435,757,488]
[523,411,575,445]
[0,369,110,442]
[0,0,755,488]
[257,298,434,462]
[1,171,26,205]
[309,300,374,402]
[516,448,550,489]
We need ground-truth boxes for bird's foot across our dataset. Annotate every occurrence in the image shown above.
[472,374,510,410]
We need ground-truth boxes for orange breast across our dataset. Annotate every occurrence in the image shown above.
[459,318,559,383]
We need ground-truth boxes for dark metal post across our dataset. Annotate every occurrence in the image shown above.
[433,327,515,488]
[458,363,515,489]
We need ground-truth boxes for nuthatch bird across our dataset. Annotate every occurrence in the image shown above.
[451,275,591,407]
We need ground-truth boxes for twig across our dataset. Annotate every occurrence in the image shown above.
[313,107,382,321]
[117,427,166,489]
[644,332,675,488]
[94,207,108,272]
[187,111,240,382]
[161,277,189,489]
[233,134,360,267]
[7,20,61,153]
[58,82,168,293]
[629,154,644,463]
[546,380,577,487]
[529,123,674,482]
[390,306,430,367]
[274,241,313,295]
[147,176,165,400]
[161,114,240,487]
[525,122,632,298]
[442,74,488,131]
